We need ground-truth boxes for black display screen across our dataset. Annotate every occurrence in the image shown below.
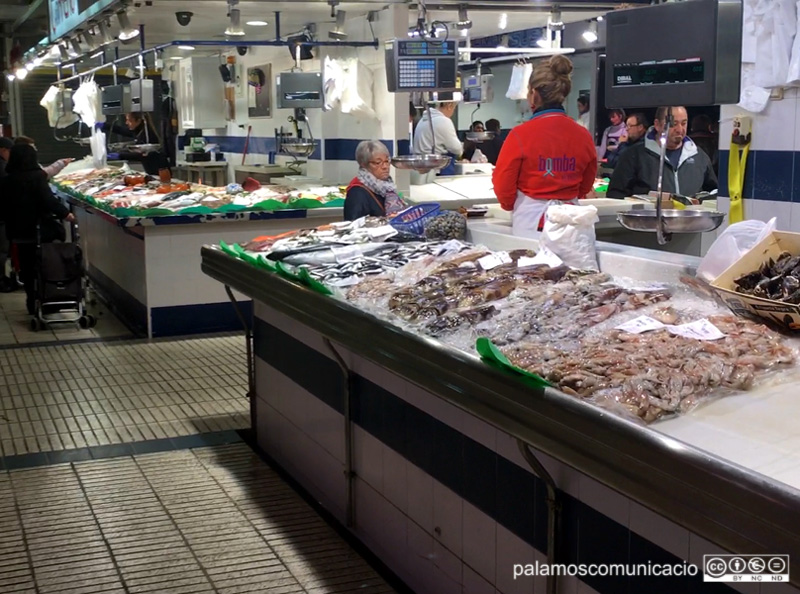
[612,61,705,87]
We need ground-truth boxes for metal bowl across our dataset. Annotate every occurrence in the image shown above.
[391,154,451,173]
[129,143,162,154]
[108,141,135,152]
[617,209,725,233]
[466,131,495,142]
[280,139,316,157]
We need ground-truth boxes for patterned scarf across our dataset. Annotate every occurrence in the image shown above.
[357,168,406,216]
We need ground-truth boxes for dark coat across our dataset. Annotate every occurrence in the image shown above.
[607,129,718,198]
[2,170,69,242]
[344,185,386,221]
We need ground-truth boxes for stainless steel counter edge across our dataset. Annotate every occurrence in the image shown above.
[201,247,800,571]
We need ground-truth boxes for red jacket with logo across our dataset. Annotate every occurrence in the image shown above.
[492,108,597,210]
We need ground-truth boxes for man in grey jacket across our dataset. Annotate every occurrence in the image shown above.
[607,106,717,199]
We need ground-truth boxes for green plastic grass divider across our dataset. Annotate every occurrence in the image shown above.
[475,337,553,389]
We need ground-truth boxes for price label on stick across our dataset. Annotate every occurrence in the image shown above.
[615,316,665,334]
[478,251,512,270]
[666,319,726,341]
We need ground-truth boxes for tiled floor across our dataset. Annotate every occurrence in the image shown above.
[0,332,403,594]
[0,288,132,346]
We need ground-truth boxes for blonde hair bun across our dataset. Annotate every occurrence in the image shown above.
[549,55,573,77]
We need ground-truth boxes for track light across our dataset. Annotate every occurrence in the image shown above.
[117,12,139,41]
[328,9,347,40]
[582,20,598,43]
[57,44,70,62]
[225,8,245,36]
[456,5,472,30]
[15,67,28,81]
[97,20,113,44]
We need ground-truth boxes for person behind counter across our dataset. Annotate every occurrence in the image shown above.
[97,112,169,176]
[481,118,504,165]
[13,136,75,179]
[412,100,463,175]
[344,140,406,221]
[606,106,718,199]
[0,144,74,314]
[597,109,627,161]
[576,95,591,130]
[492,55,597,238]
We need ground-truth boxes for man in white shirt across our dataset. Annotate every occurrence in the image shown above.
[412,101,463,159]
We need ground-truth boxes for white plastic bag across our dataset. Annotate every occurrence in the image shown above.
[340,59,376,119]
[323,56,344,110]
[90,129,107,169]
[506,63,532,100]
[541,204,599,271]
[40,85,79,128]
[696,218,777,281]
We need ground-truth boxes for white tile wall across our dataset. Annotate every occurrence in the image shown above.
[720,94,799,153]
[463,500,497,585]
[496,524,536,594]
[433,481,464,559]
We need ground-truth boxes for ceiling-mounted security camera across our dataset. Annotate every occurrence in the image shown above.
[237,46,248,56]
[176,11,193,26]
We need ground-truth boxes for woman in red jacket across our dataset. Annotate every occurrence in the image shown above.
[492,55,597,238]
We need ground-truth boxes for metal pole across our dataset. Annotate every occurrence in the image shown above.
[654,106,672,245]
[518,440,561,594]
[323,338,355,529]
[275,11,281,41]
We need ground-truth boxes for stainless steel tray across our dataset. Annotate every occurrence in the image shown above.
[617,209,725,233]
[129,143,161,154]
[391,154,450,173]
[466,131,496,142]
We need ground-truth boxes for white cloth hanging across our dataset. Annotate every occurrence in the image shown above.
[506,63,532,101]
[787,0,800,83]
[742,0,758,63]
[752,0,796,88]
[40,86,79,129]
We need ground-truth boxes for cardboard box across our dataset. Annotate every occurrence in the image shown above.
[712,231,800,330]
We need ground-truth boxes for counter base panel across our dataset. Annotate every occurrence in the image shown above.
[150,301,252,337]
[253,302,762,594]
[88,264,148,337]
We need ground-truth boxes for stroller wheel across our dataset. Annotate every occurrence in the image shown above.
[79,316,90,329]
[30,318,42,332]
[86,314,97,328]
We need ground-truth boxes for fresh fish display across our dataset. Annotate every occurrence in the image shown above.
[232,219,799,424]
[734,251,800,303]
[503,314,794,423]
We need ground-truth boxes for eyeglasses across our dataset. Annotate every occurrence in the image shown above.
[369,158,391,167]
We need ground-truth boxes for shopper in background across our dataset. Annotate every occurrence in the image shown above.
[689,114,719,174]
[597,108,627,161]
[1,144,74,314]
[462,121,487,162]
[13,136,75,179]
[576,95,591,129]
[344,140,406,221]
[0,137,13,292]
[606,113,649,169]
[481,119,504,165]
[607,106,718,198]
[412,100,463,175]
[492,55,597,238]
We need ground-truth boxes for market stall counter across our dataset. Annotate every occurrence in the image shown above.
[201,219,800,594]
[55,167,344,337]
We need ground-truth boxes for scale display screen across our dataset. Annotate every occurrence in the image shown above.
[613,61,705,87]
[386,39,458,92]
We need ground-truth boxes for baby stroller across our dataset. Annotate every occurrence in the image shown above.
[29,220,97,331]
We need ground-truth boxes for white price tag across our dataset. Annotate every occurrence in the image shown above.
[666,319,726,341]
[366,225,398,240]
[331,245,362,263]
[478,251,512,270]
[527,247,564,268]
[615,316,666,334]
[435,239,466,257]
[233,195,251,206]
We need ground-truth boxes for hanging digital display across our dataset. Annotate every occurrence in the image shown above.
[613,60,705,87]
[385,40,458,92]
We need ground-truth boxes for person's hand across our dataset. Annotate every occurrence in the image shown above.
[618,132,629,144]
[62,158,75,165]
[94,122,104,131]
[65,213,76,223]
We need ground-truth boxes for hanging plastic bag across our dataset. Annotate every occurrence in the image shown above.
[72,79,105,127]
[90,128,107,169]
[323,56,344,111]
[696,218,777,282]
[541,204,599,271]
[752,0,796,88]
[340,59,376,119]
[40,86,79,128]
[506,63,532,101]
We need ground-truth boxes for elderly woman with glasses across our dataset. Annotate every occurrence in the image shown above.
[344,140,406,221]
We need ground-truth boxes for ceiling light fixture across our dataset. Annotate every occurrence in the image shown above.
[117,12,139,41]
[25,61,35,72]
[328,9,347,40]
[15,67,28,81]
[68,38,82,56]
[582,20,598,43]
[456,5,472,30]
[498,13,508,30]
[58,44,70,62]
[178,44,195,50]
[33,54,44,67]
[225,8,246,36]
[246,20,268,26]
[97,20,113,44]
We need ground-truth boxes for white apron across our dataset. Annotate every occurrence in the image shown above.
[511,190,579,238]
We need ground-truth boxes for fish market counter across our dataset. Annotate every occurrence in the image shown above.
[201,239,800,594]
[70,198,342,337]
